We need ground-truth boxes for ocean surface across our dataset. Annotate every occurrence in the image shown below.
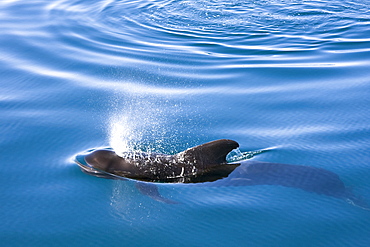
[1,0,370,246]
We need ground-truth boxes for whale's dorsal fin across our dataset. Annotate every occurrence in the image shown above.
[180,139,239,166]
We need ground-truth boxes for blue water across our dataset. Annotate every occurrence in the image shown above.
[1,0,370,246]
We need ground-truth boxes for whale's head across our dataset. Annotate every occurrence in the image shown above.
[83,149,145,179]
[84,150,118,173]
[74,149,122,179]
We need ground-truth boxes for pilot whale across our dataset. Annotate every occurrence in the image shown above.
[75,139,369,209]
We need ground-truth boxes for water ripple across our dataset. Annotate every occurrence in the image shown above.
[1,0,369,91]
[42,0,370,60]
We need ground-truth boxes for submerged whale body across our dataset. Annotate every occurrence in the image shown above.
[75,139,369,209]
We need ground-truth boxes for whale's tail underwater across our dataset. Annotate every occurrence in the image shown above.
[74,139,369,210]
[344,189,370,211]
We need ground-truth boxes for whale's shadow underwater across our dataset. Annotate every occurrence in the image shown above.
[75,139,369,209]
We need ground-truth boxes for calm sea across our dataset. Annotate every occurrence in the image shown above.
[1,0,370,246]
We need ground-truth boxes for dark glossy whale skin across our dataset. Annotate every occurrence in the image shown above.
[82,139,240,183]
